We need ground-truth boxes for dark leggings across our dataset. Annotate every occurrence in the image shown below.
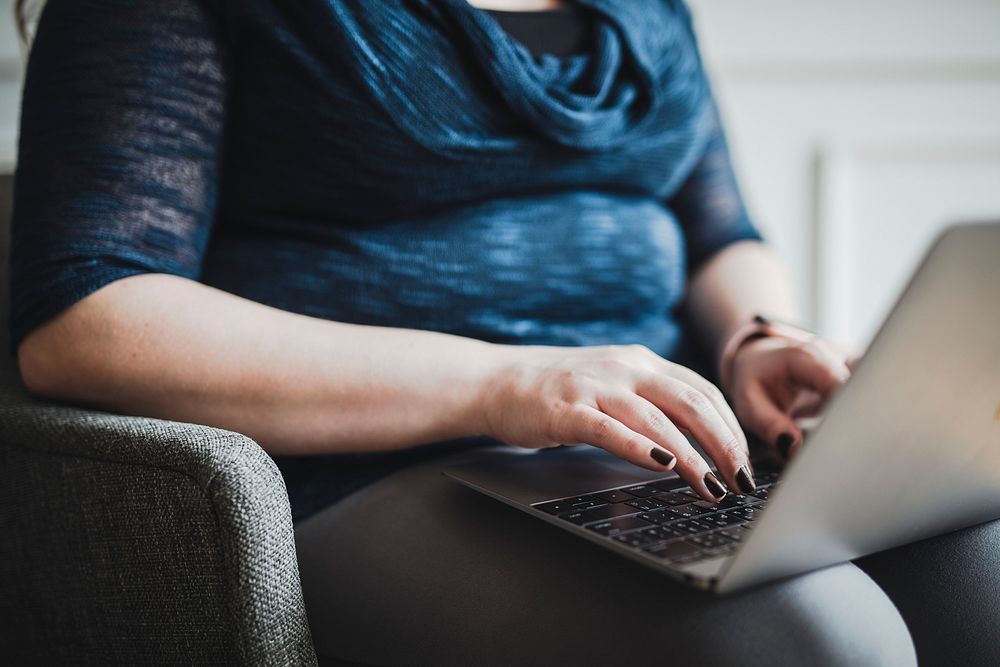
[855,523,1000,665]
[295,449,999,666]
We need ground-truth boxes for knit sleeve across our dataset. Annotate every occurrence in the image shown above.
[668,95,763,274]
[8,0,228,351]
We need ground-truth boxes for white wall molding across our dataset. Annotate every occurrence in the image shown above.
[814,138,1000,345]
[711,60,1000,84]
[0,0,23,165]
[813,143,854,342]
[690,0,1000,70]
[0,56,21,80]
[686,0,1000,343]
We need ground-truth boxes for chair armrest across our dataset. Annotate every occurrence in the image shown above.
[0,372,317,665]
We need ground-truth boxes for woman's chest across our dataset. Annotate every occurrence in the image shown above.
[217,0,711,225]
[222,71,707,224]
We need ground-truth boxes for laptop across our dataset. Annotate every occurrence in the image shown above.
[445,222,1000,593]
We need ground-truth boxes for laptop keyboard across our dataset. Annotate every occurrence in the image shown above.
[532,471,779,566]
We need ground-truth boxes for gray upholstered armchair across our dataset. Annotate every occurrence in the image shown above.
[0,173,318,665]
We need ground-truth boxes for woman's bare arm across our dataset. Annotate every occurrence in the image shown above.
[17,272,757,500]
[17,273,500,455]
[685,240,852,457]
[684,240,799,364]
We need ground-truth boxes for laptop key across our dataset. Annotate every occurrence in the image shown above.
[588,515,652,536]
[562,502,643,525]
[668,504,713,519]
[688,520,716,534]
[569,499,606,511]
[652,492,692,507]
[642,539,703,562]
[702,512,743,528]
[669,519,715,535]
[637,510,675,525]
[625,497,666,512]
[593,489,636,504]
[667,520,693,533]
[566,495,608,506]
[718,525,752,541]
[614,525,677,547]
[729,507,763,521]
[691,501,724,513]
[719,513,746,526]
[534,500,576,515]
[649,479,686,493]
[688,532,733,550]
[718,495,759,509]
[649,525,686,539]
[622,484,664,498]
[614,534,644,547]
[614,531,656,548]
[654,525,689,539]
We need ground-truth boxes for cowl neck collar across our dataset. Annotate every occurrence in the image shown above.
[326,0,707,153]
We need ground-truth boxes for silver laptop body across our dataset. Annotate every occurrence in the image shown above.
[444,222,1000,593]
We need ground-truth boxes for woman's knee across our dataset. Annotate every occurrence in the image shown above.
[703,563,916,667]
[858,520,1000,666]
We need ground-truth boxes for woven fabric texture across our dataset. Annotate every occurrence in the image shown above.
[0,373,317,665]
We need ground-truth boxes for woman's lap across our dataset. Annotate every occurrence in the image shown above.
[855,520,1000,665]
[295,449,934,666]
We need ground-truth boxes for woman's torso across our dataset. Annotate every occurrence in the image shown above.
[202,0,714,353]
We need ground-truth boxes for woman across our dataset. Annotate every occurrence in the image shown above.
[10,0,998,664]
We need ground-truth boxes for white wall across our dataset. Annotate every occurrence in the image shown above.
[688,0,1000,346]
[1,0,998,345]
[0,0,21,171]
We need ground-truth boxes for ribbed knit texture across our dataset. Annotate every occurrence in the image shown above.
[9,0,760,520]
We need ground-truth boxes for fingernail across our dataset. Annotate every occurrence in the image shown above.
[650,447,676,467]
[704,471,727,499]
[736,465,756,494]
[777,433,794,460]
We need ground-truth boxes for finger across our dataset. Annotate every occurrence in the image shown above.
[600,394,729,501]
[598,393,690,458]
[569,405,677,473]
[638,376,748,498]
[741,382,803,460]
[821,338,862,370]
[598,393,726,494]
[788,389,824,419]
[660,363,748,449]
[788,342,850,398]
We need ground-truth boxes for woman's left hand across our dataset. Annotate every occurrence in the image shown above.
[725,335,853,461]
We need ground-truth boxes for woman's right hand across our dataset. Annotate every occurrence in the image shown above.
[479,344,756,501]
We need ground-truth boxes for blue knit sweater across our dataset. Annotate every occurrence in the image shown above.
[10,0,761,520]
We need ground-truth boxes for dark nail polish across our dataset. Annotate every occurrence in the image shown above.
[650,448,676,467]
[736,465,756,494]
[777,433,794,459]
[704,471,727,499]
